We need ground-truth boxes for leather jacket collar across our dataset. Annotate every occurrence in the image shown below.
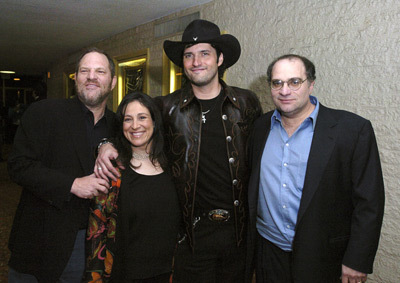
[179,80,241,109]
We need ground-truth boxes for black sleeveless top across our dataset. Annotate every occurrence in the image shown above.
[116,168,181,280]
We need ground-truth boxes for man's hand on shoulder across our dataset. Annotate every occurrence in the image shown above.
[71,174,109,199]
[94,143,122,181]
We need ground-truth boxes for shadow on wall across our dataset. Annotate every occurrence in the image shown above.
[249,74,275,113]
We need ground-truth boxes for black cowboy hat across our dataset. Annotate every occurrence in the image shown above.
[163,19,241,68]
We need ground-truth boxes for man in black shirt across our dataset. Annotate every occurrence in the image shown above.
[96,20,262,282]
[7,47,116,282]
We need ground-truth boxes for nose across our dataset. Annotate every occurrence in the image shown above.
[280,82,291,95]
[192,54,201,66]
[87,69,97,80]
[131,119,139,129]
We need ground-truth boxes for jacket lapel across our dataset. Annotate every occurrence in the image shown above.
[249,113,273,209]
[65,97,93,175]
[296,105,338,225]
[255,114,272,174]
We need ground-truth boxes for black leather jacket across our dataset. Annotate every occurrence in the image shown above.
[156,80,262,249]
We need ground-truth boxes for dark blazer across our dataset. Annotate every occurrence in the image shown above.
[7,97,115,282]
[246,104,384,282]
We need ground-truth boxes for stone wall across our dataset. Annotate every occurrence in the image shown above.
[47,1,400,281]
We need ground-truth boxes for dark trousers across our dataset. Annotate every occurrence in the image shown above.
[256,233,343,283]
[8,229,86,283]
[123,272,171,283]
[173,218,246,283]
[256,232,293,283]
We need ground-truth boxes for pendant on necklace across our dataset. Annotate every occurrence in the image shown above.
[202,110,210,123]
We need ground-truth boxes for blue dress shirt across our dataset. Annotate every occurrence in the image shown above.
[257,96,319,251]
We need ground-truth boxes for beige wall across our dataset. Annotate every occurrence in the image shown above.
[48,1,400,281]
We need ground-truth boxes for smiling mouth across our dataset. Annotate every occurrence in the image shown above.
[279,100,294,106]
[85,83,99,89]
[191,67,206,73]
[131,132,144,138]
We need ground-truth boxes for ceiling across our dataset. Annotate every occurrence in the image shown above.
[0,0,212,76]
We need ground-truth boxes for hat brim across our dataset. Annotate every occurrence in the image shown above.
[163,34,241,68]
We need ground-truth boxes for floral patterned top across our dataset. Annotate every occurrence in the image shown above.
[85,177,121,282]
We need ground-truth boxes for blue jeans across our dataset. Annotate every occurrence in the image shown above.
[8,229,86,283]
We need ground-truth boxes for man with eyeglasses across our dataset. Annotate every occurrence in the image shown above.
[246,54,384,283]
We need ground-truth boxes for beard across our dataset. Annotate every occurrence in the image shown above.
[75,80,112,107]
[184,66,219,87]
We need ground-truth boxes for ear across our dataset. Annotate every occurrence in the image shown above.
[111,76,117,90]
[217,52,224,67]
[308,80,315,95]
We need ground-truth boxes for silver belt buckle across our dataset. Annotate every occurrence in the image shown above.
[208,209,230,222]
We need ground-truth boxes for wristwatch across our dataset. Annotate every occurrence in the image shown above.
[95,138,114,157]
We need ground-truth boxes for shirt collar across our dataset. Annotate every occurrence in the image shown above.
[179,79,241,109]
[76,97,108,124]
[271,95,319,130]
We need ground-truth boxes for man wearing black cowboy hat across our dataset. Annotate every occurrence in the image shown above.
[95,19,262,282]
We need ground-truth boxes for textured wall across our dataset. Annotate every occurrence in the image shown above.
[203,1,399,282]
[47,0,399,281]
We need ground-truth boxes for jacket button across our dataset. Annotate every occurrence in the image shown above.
[232,179,238,185]
[183,99,187,103]
[232,97,237,101]
[222,114,227,120]
[229,157,235,163]
[234,200,239,206]
[226,136,232,142]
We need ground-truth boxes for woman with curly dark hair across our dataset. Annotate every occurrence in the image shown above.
[86,92,180,283]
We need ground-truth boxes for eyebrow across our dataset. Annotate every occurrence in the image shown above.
[79,66,107,71]
[272,77,303,80]
[124,112,150,117]
[184,49,211,54]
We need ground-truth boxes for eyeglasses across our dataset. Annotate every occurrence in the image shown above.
[270,78,308,91]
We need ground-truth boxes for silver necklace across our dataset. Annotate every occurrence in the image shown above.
[200,86,223,124]
[200,94,220,124]
[132,151,150,160]
[201,110,210,123]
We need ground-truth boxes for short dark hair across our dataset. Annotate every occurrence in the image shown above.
[267,54,316,83]
[182,43,226,79]
[75,47,115,78]
[212,44,227,79]
[113,92,167,170]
